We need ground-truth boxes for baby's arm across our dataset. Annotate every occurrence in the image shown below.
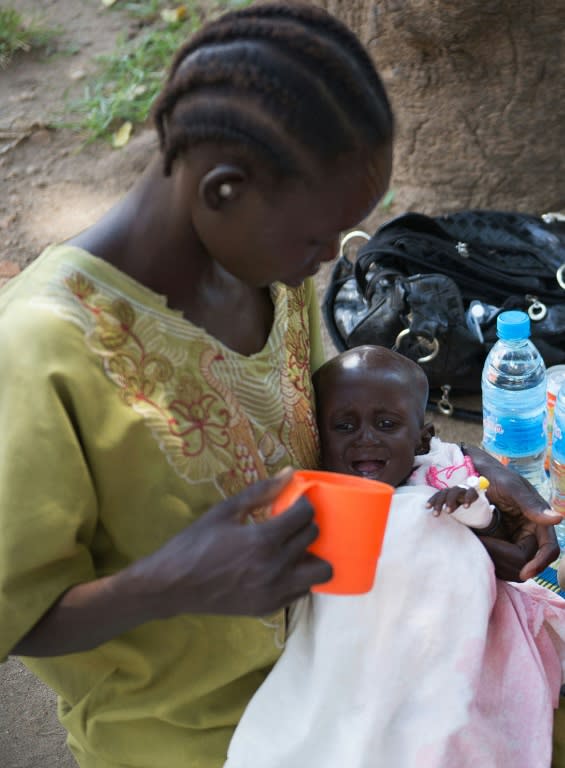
[427,475,537,579]
[427,484,480,517]
[426,475,496,530]
[415,438,540,580]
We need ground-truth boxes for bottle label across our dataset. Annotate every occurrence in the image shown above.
[554,420,565,462]
[482,409,546,457]
[545,390,558,471]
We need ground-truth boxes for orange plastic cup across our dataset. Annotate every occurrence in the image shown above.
[272,469,394,595]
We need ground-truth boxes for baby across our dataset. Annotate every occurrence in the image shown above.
[225,346,565,768]
[315,343,496,533]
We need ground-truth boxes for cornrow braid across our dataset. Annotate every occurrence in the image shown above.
[156,39,357,175]
[173,18,383,137]
[172,2,392,129]
[162,96,299,177]
[153,1,393,178]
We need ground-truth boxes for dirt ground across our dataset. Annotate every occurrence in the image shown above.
[0,2,482,766]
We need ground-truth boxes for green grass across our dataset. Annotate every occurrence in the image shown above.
[0,6,61,68]
[66,24,191,142]
[65,0,254,143]
[378,189,396,212]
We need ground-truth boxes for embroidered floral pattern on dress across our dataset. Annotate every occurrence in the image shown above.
[278,289,319,469]
[44,268,318,497]
[169,372,231,457]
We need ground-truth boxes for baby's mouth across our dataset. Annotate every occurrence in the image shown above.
[351,459,387,479]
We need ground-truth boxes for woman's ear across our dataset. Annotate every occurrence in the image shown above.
[198,164,247,210]
[415,422,435,455]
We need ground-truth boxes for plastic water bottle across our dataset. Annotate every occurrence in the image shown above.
[481,310,548,497]
[545,364,565,471]
[550,383,565,547]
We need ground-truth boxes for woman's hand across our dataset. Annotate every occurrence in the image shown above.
[464,444,560,581]
[133,468,333,619]
[476,533,539,582]
[12,469,332,657]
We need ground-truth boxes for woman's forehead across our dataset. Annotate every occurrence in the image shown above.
[281,149,391,243]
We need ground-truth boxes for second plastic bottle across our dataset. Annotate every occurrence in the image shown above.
[481,310,548,496]
[550,384,565,551]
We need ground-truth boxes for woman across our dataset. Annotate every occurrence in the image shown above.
[0,3,558,767]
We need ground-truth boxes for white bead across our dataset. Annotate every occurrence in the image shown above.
[219,183,233,199]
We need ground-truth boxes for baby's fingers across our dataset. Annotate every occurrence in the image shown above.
[439,487,467,514]
[426,490,449,516]
[427,486,479,516]
[456,487,479,510]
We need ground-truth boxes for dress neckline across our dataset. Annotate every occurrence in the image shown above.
[42,243,290,362]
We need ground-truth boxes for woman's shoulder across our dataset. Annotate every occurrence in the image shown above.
[0,245,103,368]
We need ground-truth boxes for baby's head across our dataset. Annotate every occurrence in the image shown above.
[313,345,433,487]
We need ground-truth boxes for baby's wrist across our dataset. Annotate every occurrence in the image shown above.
[470,506,502,537]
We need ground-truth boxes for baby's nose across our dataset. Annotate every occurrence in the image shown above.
[356,423,380,443]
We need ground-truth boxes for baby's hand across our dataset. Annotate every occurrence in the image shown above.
[426,486,479,517]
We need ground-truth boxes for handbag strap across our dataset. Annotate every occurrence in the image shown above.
[356,211,565,305]
[322,257,353,352]
[355,245,409,294]
[323,231,372,351]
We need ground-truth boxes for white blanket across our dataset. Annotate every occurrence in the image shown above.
[225,486,565,768]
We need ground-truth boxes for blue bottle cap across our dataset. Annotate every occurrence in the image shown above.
[496,310,530,340]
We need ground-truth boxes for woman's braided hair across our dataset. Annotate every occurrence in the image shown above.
[153,1,394,177]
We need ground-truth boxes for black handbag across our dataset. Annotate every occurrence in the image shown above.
[323,210,565,420]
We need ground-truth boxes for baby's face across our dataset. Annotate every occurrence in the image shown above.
[317,366,425,487]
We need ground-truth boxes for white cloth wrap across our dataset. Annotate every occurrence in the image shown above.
[410,437,494,529]
[225,446,565,768]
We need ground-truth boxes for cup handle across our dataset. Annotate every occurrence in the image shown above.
[271,475,314,516]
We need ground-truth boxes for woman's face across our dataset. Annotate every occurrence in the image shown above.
[185,144,392,288]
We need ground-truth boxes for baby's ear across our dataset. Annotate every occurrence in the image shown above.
[415,422,435,455]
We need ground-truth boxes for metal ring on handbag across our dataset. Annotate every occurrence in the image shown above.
[338,230,371,263]
[395,328,440,363]
[557,264,565,290]
[526,295,548,321]
[437,385,454,417]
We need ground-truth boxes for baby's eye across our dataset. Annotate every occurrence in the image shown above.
[377,419,396,430]
[333,421,354,432]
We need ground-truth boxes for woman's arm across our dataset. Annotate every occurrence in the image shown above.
[11,471,332,657]
[11,571,153,657]
[462,444,560,581]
